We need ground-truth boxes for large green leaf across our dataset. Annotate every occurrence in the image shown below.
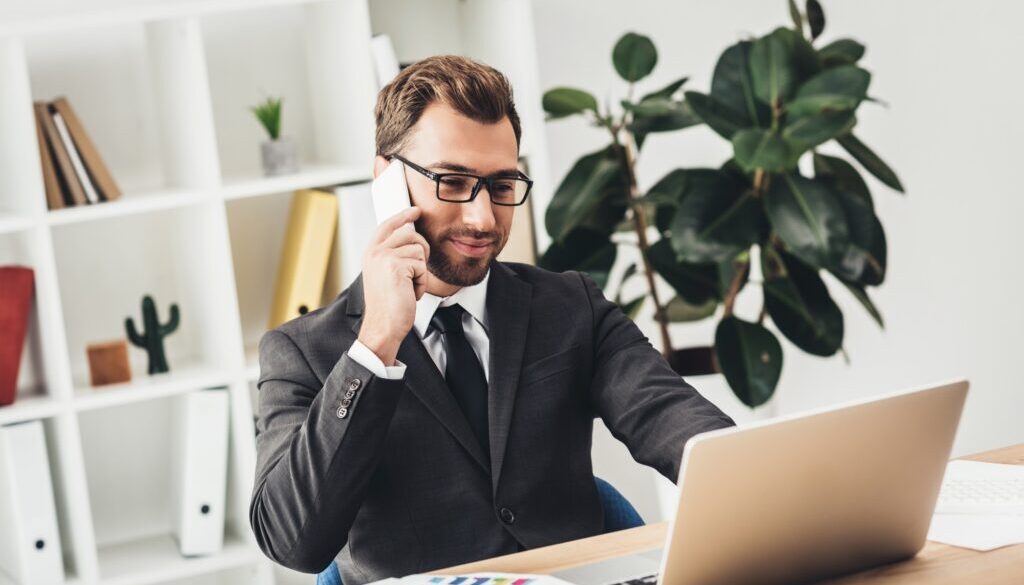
[715,316,783,407]
[539,227,617,289]
[684,91,748,139]
[783,110,856,152]
[831,187,887,285]
[837,133,905,193]
[749,27,819,106]
[818,39,866,67]
[648,238,721,304]
[643,168,689,233]
[806,0,825,40]
[733,129,796,172]
[626,98,702,149]
[764,173,850,269]
[665,294,718,322]
[669,169,762,263]
[813,153,873,210]
[613,32,658,82]
[762,248,844,356]
[788,0,803,35]
[786,65,871,117]
[545,146,626,242]
[711,41,769,128]
[839,279,884,329]
[543,87,598,119]
[640,76,689,102]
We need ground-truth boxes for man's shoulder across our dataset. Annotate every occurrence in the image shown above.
[263,285,358,352]
[498,261,588,294]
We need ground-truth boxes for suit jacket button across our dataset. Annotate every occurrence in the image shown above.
[498,507,515,525]
[341,398,352,407]
[336,406,349,419]
[344,389,356,400]
[348,378,362,391]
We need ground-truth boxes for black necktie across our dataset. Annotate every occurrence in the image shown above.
[429,304,490,462]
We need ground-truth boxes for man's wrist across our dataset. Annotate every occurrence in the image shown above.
[357,331,401,367]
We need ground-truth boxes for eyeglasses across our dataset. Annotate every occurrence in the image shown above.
[389,154,533,206]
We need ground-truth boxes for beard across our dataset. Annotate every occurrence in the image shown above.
[417,220,504,287]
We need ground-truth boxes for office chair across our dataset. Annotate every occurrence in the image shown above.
[315,476,644,585]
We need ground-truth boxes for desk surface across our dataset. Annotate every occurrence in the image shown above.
[437,443,1024,584]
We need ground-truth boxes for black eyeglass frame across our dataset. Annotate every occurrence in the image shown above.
[388,154,534,207]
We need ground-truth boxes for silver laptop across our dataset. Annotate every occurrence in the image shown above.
[553,379,969,585]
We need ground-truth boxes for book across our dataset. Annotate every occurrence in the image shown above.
[0,266,35,407]
[37,101,87,206]
[51,96,122,202]
[267,189,339,329]
[51,107,100,204]
[32,102,64,210]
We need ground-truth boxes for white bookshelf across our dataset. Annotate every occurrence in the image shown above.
[0,1,552,584]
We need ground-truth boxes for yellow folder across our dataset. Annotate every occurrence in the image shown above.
[267,189,339,329]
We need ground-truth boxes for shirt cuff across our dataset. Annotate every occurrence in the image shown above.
[348,340,407,380]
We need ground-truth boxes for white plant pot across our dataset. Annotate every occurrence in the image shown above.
[260,136,300,176]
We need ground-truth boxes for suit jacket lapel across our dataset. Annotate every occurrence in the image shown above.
[346,274,490,473]
[485,262,532,492]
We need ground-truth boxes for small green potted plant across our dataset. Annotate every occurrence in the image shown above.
[251,96,299,176]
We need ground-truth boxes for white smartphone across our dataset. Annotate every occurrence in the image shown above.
[371,158,413,227]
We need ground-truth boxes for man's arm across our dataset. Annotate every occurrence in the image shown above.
[249,329,405,573]
[578,271,736,482]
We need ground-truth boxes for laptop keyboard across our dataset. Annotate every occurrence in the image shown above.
[606,573,658,585]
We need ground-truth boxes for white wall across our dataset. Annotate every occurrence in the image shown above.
[532,0,1024,520]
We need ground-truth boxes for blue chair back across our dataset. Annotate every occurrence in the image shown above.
[316,476,643,585]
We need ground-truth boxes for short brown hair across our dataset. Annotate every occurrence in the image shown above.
[374,55,522,157]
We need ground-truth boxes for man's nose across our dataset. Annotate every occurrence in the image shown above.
[460,182,497,230]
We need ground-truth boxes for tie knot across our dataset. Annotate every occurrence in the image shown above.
[429,303,467,336]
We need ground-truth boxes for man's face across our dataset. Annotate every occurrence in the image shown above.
[375,102,518,287]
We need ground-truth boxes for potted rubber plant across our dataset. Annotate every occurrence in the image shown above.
[539,0,902,409]
[251,95,299,176]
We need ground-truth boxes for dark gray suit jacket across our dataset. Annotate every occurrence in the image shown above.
[249,261,735,584]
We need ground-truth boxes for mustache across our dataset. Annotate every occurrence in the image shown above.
[442,228,500,243]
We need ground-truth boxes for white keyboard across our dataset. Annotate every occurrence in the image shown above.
[934,460,1024,515]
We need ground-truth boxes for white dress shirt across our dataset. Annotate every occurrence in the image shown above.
[347,269,491,381]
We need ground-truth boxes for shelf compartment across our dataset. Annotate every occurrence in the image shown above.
[0,228,71,410]
[96,533,259,585]
[202,0,376,179]
[77,392,255,585]
[50,203,241,390]
[24,18,221,221]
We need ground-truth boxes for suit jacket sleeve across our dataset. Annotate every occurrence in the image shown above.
[249,329,406,573]
[578,271,736,483]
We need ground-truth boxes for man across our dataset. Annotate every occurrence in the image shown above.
[250,55,735,584]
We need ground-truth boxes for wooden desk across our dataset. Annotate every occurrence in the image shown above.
[439,444,1024,583]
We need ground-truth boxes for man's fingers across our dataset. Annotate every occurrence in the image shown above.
[380,224,431,258]
[393,243,426,261]
[372,206,421,245]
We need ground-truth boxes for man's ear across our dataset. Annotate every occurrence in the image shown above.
[372,155,389,179]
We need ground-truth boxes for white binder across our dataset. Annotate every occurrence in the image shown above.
[0,421,65,585]
[170,387,230,557]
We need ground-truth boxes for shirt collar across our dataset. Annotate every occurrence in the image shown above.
[413,268,491,339]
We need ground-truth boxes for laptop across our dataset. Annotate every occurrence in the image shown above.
[553,379,969,585]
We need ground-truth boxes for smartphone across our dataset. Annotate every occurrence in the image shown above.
[371,158,413,229]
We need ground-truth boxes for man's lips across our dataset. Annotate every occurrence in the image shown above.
[449,237,494,257]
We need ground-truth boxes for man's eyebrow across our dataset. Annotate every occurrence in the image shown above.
[429,160,522,176]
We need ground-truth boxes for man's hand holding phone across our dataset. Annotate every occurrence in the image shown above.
[357,206,430,367]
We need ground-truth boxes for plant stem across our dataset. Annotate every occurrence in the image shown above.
[611,124,673,359]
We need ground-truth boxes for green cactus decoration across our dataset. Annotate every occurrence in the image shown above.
[125,295,180,374]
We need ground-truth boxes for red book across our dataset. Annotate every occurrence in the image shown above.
[0,266,35,406]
